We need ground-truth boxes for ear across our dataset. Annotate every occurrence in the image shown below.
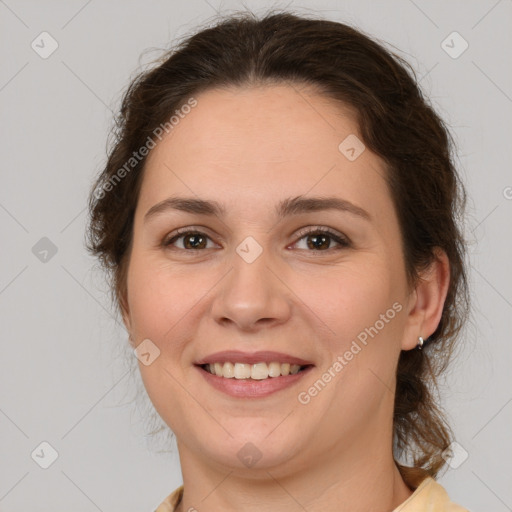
[401,247,450,351]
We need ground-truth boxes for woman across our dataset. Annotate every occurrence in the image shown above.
[86,10,470,512]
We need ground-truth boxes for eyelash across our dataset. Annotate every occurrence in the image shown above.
[162,226,351,252]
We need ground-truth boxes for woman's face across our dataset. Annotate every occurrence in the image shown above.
[122,84,421,475]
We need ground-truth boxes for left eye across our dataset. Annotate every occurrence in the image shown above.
[293,228,350,251]
[163,228,350,251]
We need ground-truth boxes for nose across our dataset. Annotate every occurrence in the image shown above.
[210,243,292,333]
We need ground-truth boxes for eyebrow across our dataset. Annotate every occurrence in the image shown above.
[143,195,371,223]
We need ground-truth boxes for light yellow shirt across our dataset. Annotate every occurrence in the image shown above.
[153,476,468,511]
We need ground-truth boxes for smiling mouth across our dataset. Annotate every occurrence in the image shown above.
[200,362,311,380]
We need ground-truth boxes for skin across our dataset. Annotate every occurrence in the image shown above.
[121,84,450,512]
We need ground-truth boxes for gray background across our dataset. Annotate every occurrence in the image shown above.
[1,0,511,510]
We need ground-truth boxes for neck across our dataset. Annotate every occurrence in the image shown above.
[174,430,414,512]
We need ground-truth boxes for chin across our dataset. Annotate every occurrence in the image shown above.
[198,424,304,471]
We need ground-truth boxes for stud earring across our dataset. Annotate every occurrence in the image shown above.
[416,336,424,350]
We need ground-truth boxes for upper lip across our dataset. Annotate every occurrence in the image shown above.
[195,350,314,366]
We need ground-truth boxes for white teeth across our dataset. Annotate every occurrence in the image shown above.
[222,362,234,378]
[251,362,268,380]
[268,362,281,378]
[205,361,305,379]
[234,363,251,379]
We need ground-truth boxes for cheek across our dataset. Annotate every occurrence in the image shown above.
[295,261,398,347]
[299,267,403,417]
[302,261,405,404]
[126,252,201,340]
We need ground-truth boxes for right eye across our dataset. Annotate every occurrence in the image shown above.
[162,229,217,250]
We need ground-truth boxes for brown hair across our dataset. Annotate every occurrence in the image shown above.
[86,10,469,483]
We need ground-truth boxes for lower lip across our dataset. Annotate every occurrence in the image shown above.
[196,365,314,398]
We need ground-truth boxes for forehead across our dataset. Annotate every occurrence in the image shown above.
[137,84,392,223]
[151,84,359,164]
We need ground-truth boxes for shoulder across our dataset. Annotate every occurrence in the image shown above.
[154,485,183,512]
[393,476,469,512]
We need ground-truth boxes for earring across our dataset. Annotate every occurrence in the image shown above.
[416,336,424,350]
